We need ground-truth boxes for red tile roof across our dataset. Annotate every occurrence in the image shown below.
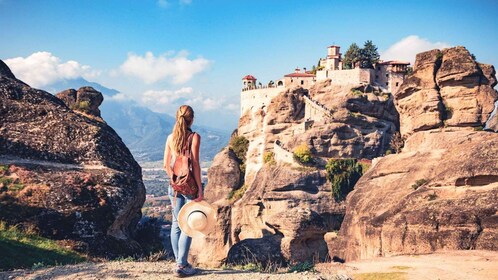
[284,72,316,78]
[242,75,257,80]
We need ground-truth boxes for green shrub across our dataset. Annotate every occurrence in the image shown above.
[229,136,249,163]
[474,126,484,131]
[427,192,438,201]
[228,184,248,202]
[0,177,13,186]
[293,143,312,164]
[0,165,9,172]
[288,261,315,273]
[326,159,363,201]
[8,183,24,191]
[263,151,276,165]
[351,89,363,96]
[411,179,428,190]
[70,101,91,112]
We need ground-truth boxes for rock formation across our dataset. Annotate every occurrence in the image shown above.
[190,68,399,267]
[395,46,497,136]
[329,46,498,261]
[56,87,104,118]
[0,61,145,257]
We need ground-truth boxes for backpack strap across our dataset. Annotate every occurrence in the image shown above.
[182,132,195,157]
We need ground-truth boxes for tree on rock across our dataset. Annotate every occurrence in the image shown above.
[359,40,380,69]
[343,43,361,69]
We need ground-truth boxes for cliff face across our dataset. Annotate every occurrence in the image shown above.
[0,61,145,256]
[395,46,497,136]
[191,68,400,267]
[330,46,498,261]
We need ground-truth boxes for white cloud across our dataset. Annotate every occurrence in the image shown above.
[381,35,451,65]
[4,52,100,88]
[116,86,236,114]
[119,51,210,84]
[180,0,192,5]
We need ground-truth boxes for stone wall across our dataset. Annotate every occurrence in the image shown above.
[304,95,333,122]
[316,68,374,85]
[274,140,298,166]
[240,87,281,114]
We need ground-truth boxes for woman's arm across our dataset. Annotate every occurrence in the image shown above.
[191,133,203,202]
[163,134,173,179]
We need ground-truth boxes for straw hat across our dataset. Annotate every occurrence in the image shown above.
[178,200,216,238]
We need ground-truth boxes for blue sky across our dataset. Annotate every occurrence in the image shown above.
[1,0,497,130]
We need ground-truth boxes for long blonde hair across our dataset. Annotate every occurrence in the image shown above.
[172,105,194,155]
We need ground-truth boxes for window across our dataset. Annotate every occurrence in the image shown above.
[386,82,389,86]
[396,82,399,86]
[301,80,304,85]
[386,74,389,77]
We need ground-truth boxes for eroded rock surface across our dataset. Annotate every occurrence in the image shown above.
[395,46,498,136]
[56,87,104,118]
[330,129,498,261]
[330,47,498,261]
[0,60,145,256]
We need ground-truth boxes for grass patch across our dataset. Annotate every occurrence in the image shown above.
[353,272,407,280]
[351,89,364,96]
[228,184,248,202]
[427,192,438,201]
[411,179,428,190]
[0,177,13,186]
[0,165,9,172]
[288,261,315,273]
[0,221,86,271]
[8,184,24,192]
[263,151,276,165]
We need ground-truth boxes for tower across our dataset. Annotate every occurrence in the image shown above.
[242,75,257,89]
[326,45,342,70]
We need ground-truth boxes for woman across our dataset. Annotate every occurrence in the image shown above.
[163,105,203,277]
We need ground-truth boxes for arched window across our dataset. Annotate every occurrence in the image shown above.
[277,81,283,86]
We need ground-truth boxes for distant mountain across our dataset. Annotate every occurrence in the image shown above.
[44,80,230,163]
[46,77,120,96]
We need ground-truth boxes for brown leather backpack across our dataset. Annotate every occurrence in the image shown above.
[171,132,198,197]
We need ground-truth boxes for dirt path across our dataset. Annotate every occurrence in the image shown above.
[1,250,497,280]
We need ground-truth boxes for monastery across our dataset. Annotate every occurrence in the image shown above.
[240,44,409,115]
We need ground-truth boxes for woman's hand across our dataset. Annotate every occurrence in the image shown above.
[194,191,203,202]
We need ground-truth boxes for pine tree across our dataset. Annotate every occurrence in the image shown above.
[343,43,361,69]
[359,40,380,69]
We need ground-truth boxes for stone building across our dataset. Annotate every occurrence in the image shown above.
[240,43,409,115]
[276,67,316,88]
[242,75,257,89]
[374,61,410,94]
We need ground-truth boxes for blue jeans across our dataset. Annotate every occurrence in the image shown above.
[168,186,192,266]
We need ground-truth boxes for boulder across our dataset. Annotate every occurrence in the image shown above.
[330,48,498,262]
[56,86,104,118]
[395,46,498,136]
[394,49,443,136]
[188,148,242,267]
[0,60,145,257]
[190,162,343,267]
[329,129,498,261]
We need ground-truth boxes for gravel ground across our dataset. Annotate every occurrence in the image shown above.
[1,250,497,280]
